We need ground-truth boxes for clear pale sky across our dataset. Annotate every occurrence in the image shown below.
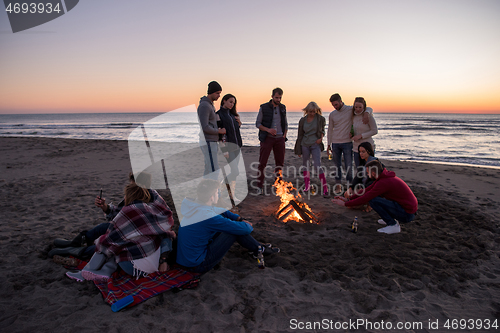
[1,0,499,114]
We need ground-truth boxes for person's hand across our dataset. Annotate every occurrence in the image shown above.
[331,198,347,206]
[315,138,322,144]
[362,112,370,124]
[218,128,226,134]
[352,135,362,141]
[95,197,108,212]
[344,188,353,199]
[268,128,277,136]
[235,116,242,127]
[243,220,253,227]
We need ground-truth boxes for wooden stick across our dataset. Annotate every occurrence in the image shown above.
[290,200,311,223]
[276,203,292,217]
[279,207,295,221]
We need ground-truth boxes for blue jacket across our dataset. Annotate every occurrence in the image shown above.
[176,198,253,267]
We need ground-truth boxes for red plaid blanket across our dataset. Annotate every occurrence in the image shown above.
[93,268,200,308]
[72,259,200,309]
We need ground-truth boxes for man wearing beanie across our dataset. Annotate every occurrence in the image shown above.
[255,87,288,193]
[198,81,225,180]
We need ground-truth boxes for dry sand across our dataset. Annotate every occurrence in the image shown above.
[0,137,499,333]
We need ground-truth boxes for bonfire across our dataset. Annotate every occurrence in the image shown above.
[273,171,319,223]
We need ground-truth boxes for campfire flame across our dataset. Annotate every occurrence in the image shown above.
[273,171,318,223]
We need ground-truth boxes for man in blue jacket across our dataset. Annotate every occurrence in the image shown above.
[176,179,278,273]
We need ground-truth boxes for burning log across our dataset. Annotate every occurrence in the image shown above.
[289,200,312,223]
[273,171,319,224]
[299,204,319,222]
[276,203,291,217]
[278,206,295,221]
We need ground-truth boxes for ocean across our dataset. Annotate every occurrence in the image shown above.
[1,112,499,169]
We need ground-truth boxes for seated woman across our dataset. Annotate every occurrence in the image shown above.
[176,179,279,274]
[66,178,176,282]
[345,142,380,211]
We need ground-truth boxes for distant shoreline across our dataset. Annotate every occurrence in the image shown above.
[1,136,499,170]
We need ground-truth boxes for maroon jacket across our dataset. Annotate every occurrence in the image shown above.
[346,169,418,214]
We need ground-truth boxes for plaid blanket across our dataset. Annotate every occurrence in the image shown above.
[95,190,176,263]
[93,267,200,308]
[71,260,200,309]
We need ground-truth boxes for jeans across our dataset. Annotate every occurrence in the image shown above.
[191,232,260,274]
[200,141,220,180]
[118,237,174,276]
[354,152,361,168]
[82,223,110,257]
[225,149,241,182]
[257,136,286,187]
[302,143,323,175]
[369,197,415,226]
[331,142,353,183]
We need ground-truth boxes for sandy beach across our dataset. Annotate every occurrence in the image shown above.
[0,136,499,333]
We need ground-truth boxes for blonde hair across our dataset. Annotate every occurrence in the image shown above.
[124,182,151,206]
[302,101,322,116]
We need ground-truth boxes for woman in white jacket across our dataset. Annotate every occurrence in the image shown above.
[351,97,378,168]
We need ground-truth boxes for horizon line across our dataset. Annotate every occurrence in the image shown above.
[1,110,500,115]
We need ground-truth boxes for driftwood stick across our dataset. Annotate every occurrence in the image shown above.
[290,200,312,223]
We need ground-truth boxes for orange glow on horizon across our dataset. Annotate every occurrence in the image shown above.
[1,83,499,114]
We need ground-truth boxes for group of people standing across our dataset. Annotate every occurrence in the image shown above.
[196,80,417,235]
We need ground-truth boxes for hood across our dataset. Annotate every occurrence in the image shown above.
[378,168,396,179]
[180,197,227,227]
[199,96,212,105]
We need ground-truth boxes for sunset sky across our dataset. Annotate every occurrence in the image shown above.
[1,0,499,114]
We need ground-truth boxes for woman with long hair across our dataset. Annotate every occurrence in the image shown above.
[68,179,176,282]
[294,101,328,196]
[351,97,378,168]
[217,94,243,196]
[345,142,382,213]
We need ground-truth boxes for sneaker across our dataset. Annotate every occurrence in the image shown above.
[249,244,279,258]
[377,219,387,225]
[263,246,280,256]
[377,224,401,234]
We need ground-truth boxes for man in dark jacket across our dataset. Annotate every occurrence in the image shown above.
[332,160,418,234]
[198,81,226,180]
[255,87,288,192]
